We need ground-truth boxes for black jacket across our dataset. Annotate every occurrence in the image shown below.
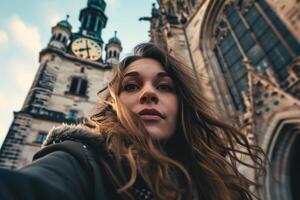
[0,124,120,200]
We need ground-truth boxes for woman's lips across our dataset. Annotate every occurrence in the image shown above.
[140,114,162,121]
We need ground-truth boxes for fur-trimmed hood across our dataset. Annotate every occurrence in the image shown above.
[42,124,105,148]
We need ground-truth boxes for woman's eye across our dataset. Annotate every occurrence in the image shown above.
[157,84,173,92]
[124,83,139,92]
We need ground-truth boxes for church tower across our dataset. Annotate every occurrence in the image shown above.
[48,15,72,51]
[0,0,122,169]
[105,31,122,64]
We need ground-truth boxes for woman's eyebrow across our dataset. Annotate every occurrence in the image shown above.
[123,71,170,78]
[124,71,139,78]
[157,72,170,78]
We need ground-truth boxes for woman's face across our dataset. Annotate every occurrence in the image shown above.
[119,58,178,140]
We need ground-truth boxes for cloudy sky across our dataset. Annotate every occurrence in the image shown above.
[0,0,154,147]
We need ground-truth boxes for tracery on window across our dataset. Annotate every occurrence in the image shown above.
[212,0,300,111]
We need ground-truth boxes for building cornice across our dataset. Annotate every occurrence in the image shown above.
[39,47,112,70]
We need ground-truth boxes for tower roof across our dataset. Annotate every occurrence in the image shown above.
[108,31,121,46]
[57,15,72,31]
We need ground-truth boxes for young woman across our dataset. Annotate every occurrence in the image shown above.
[0,43,266,200]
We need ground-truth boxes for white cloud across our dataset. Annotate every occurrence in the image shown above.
[9,59,36,91]
[0,30,8,44]
[9,16,42,55]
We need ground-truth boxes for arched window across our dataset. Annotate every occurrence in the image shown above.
[109,51,112,58]
[213,0,300,111]
[56,33,62,41]
[62,36,67,44]
[69,77,88,96]
[113,51,117,58]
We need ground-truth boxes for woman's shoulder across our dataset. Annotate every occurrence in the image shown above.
[30,124,111,200]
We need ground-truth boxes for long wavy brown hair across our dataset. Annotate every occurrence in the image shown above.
[90,43,266,200]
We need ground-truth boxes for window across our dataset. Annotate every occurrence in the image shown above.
[258,29,278,51]
[246,44,264,65]
[67,110,78,121]
[220,33,235,53]
[213,1,299,111]
[234,21,247,38]
[62,37,67,44]
[69,77,88,96]
[223,44,242,66]
[239,32,255,51]
[57,33,62,41]
[35,132,47,144]
[244,5,260,25]
[80,67,85,73]
[113,51,117,57]
[251,17,268,37]
[227,9,240,27]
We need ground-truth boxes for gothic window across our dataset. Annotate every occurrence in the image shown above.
[35,132,47,144]
[69,77,88,96]
[213,0,300,111]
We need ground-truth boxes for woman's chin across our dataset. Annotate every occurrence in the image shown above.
[146,128,173,141]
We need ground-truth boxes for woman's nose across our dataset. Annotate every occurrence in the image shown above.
[140,86,158,104]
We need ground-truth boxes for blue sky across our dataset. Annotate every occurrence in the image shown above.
[0,0,154,146]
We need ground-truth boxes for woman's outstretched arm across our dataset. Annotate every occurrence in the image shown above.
[0,142,95,200]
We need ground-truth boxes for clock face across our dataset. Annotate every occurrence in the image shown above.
[71,38,102,61]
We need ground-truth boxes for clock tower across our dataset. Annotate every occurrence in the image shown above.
[0,0,122,169]
[70,0,107,62]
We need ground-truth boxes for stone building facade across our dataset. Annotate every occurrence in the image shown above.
[0,0,122,169]
[146,0,300,199]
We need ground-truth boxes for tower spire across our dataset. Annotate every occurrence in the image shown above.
[77,0,108,44]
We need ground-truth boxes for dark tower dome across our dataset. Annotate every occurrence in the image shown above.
[87,0,106,11]
[57,15,72,31]
[108,31,122,46]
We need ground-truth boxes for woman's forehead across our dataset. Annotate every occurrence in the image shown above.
[124,58,166,75]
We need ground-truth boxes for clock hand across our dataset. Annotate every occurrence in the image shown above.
[78,47,91,52]
[85,40,91,59]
